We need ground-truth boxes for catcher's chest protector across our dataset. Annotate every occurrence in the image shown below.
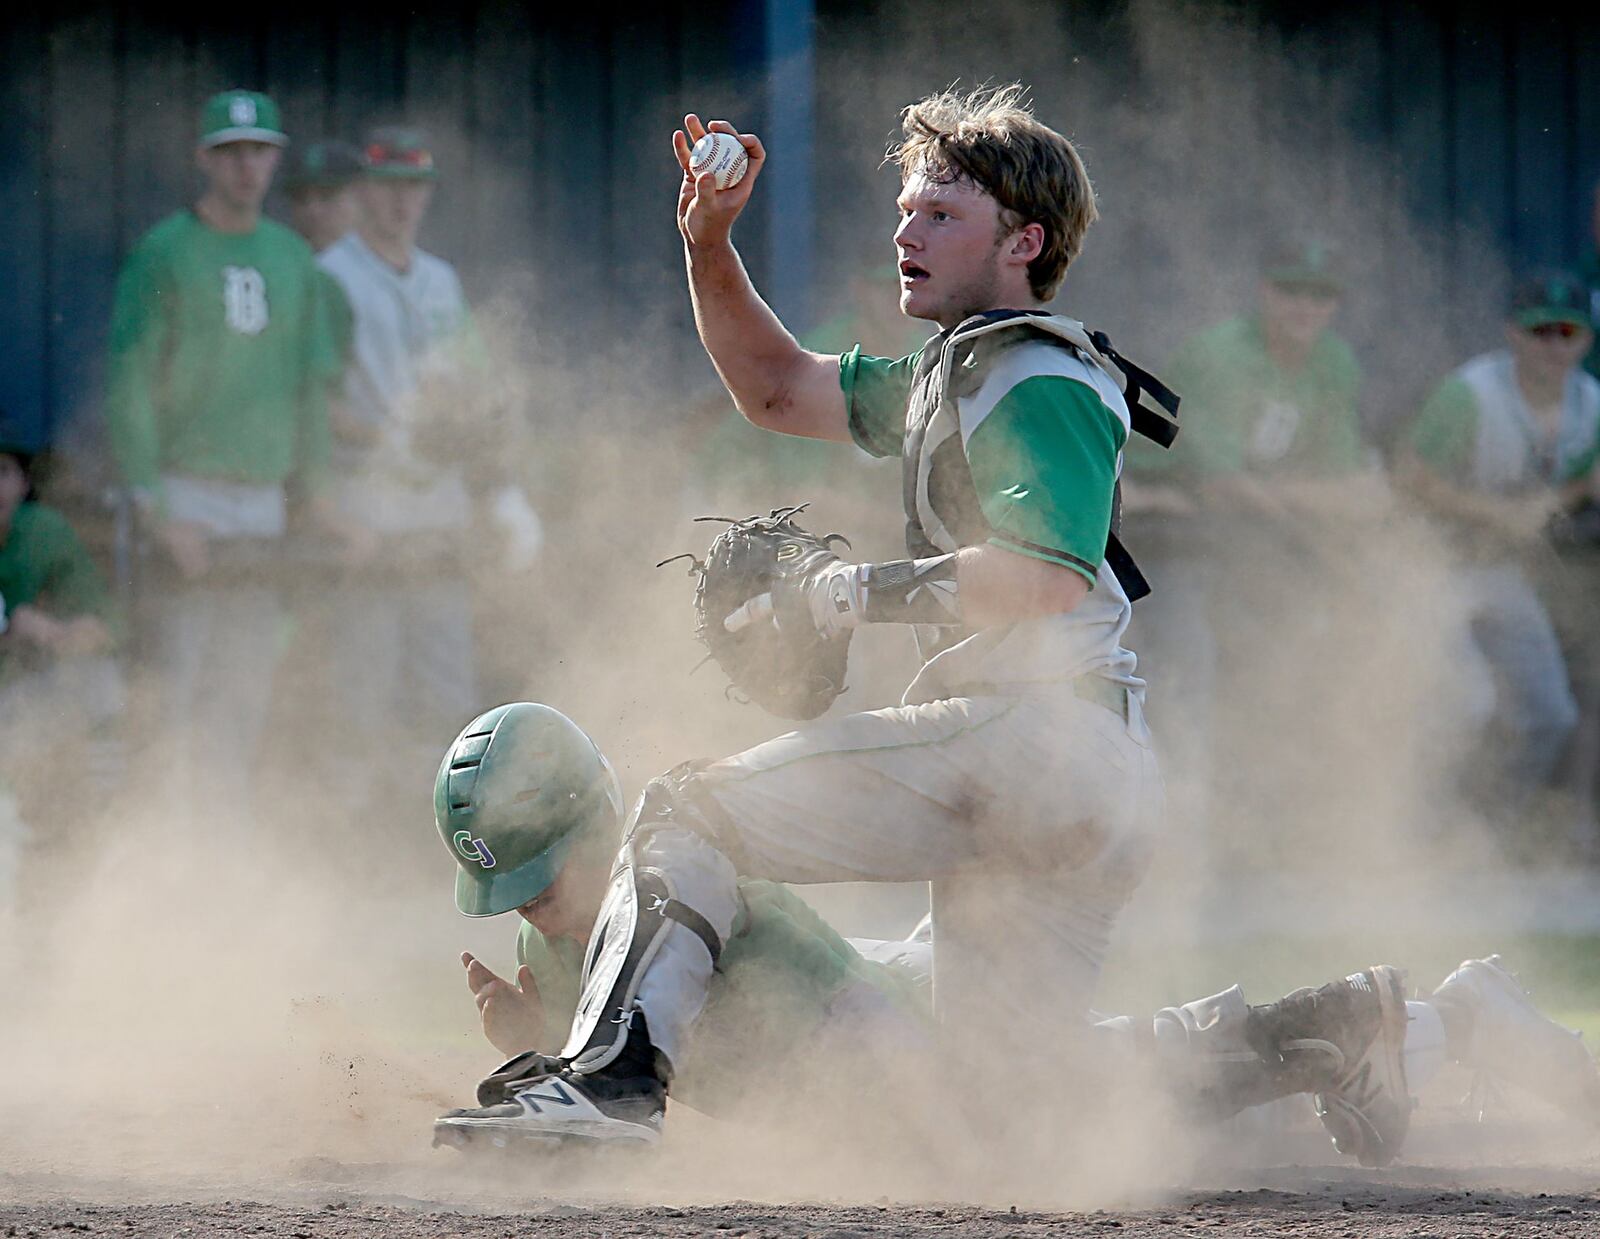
[900,311,1178,616]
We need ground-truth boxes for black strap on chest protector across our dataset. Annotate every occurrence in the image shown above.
[1086,328,1181,449]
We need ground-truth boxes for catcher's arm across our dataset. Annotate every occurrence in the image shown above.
[674,114,850,444]
[955,544,1091,626]
[729,542,1088,638]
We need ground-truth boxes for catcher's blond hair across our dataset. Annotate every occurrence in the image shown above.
[890,84,1097,301]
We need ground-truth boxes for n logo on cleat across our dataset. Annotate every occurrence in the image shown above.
[519,1080,579,1114]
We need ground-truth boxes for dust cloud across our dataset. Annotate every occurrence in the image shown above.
[0,0,1579,1217]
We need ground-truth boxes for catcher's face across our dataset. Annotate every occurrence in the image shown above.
[896,176,1004,329]
[895,172,1018,327]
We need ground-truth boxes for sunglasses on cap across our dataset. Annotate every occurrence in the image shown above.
[1528,321,1586,341]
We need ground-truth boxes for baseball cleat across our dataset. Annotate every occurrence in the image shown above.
[1432,955,1600,1124]
[1309,966,1412,1167]
[1248,964,1411,1167]
[433,1071,665,1151]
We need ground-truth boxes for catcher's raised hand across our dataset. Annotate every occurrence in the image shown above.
[673,114,765,249]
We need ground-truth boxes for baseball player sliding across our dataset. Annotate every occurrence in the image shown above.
[434,704,1600,1165]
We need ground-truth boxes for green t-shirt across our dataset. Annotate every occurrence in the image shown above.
[1128,315,1364,481]
[514,878,925,1111]
[0,503,114,623]
[105,210,336,502]
[840,343,1126,586]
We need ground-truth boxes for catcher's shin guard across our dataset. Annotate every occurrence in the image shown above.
[559,849,724,1075]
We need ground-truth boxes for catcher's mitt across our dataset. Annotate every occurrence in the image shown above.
[661,505,853,721]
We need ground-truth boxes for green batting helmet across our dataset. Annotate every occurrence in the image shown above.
[434,703,625,917]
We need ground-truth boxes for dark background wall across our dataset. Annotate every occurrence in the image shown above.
[2,0,1597,450]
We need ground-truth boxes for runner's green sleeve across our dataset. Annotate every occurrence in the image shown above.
[515,921,585,1051]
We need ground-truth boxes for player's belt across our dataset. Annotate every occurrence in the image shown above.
[1072,675,1129,722]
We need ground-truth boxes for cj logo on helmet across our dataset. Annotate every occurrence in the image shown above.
[453,830,497,869]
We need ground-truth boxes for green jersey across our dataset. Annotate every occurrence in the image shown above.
[0,503,114,623]
[515,878,924,1112]
[105,211,336,505]
[1129,315,1364,481]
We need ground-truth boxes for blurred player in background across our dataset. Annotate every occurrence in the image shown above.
[315,126,542,812]
[282,139,364,255]
[433,704,1600,1166]
[1401,272,1600,842]
[0,424,124,868]
[1151,240,1366,493]
[103,89,351,830]
[1122,240,1378,858]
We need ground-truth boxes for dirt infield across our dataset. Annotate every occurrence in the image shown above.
[8,1121,1600,1239]
[5,1175,1600,1237]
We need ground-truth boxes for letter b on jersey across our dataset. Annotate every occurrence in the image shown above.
[222,265,270,335]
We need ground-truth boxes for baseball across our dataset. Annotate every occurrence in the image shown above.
[689,132,749,190]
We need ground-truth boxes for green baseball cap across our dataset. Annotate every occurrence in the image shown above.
[362,126,439,180]
[1511,270,1594,331]
[283,139,364,191]
[200,90,288,148]
[1263,239,1343,296]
